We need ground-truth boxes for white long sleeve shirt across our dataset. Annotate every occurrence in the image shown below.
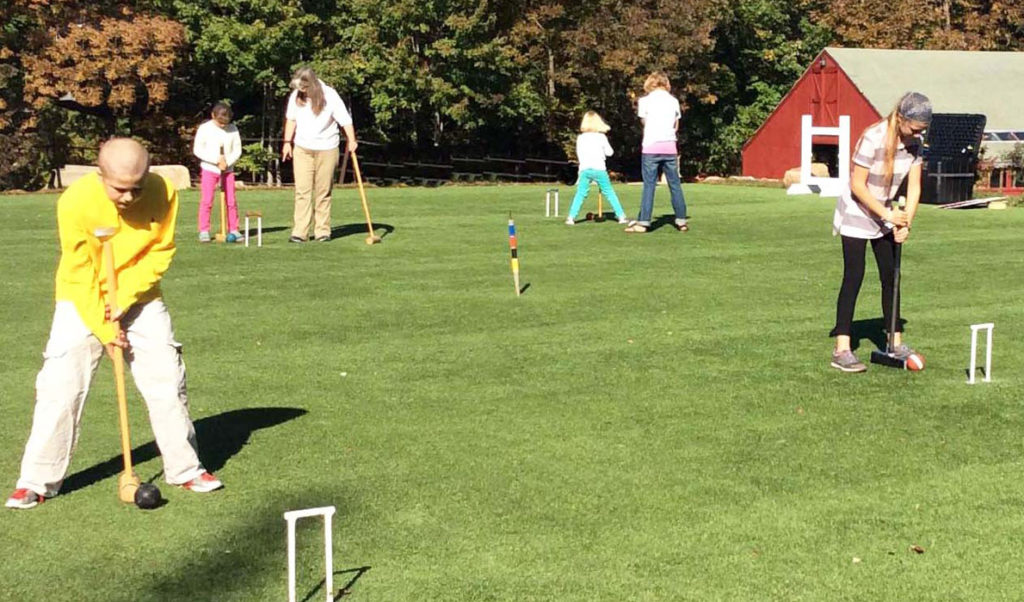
[285,80,353,151]
[193,120,242,174]
[576,132,613,171]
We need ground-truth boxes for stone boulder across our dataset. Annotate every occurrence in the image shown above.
[782,163,830,188]
[55,164,192,190]
[149,165,192,190]
[54,165,98,188]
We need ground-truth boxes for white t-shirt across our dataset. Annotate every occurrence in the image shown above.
[285,80,353,151]
[576,132,613,171]
[637,89,681,148]
[193,120,242,174]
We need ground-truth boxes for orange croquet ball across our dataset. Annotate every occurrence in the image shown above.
[906,353,925,371]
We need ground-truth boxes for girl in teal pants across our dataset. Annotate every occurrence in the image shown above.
[566,111,627,224]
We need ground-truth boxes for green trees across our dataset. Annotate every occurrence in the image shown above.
[317,0,528,151]
[509,0,723,161]
[697,0,830,174]
[1,0,1023,189]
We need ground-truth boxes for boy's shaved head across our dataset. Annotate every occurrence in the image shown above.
[97,138,150,210]
[98,138,149,180]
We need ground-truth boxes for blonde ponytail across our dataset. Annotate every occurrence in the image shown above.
[882,111,900,194]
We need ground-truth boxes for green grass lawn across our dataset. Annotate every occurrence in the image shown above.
[2,182,1023,601]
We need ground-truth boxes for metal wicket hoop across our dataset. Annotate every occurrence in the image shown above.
[284,506,336,602]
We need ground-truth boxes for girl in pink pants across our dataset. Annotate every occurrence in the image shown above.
[193,102,243,242]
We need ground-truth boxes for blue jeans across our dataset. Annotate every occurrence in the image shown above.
[638,154,686,226]
[568,169,625,220]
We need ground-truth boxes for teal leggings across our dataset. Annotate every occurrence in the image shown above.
[568,169,625,219]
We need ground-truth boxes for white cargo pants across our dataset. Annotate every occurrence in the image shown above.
[16,299,206,497]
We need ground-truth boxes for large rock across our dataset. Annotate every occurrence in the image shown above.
[55,164,192,190]
[54,165,97,188]
[782,163,830,187]
[149,165,191,190]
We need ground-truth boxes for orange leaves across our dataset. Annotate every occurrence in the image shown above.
[22,12,185,115]
[816,0,1016,51]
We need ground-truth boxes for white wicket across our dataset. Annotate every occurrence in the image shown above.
[545,188,559,217]
[284,505,336,602]
[968,323,994,384]
[245,211,263,248]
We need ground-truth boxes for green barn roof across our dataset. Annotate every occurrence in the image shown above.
[825,47,1024,131]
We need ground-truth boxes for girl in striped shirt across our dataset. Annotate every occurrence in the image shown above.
[830,92,932,372]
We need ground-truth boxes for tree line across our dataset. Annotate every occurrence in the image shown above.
[1,0,1021,190]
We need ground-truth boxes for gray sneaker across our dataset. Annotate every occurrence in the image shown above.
[198,231,211,243]
[831,350,867,373]
[889,343,917,360]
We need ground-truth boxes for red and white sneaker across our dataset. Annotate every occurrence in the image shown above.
[180,472,223,493]
[6,488,44,509]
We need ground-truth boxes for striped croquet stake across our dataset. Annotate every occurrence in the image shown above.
[508,212,521,297]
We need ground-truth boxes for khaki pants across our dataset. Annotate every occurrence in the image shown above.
[292,146,339,240]
[15,300,206,497]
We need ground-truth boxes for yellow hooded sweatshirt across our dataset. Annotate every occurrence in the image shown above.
[55,172,178,344]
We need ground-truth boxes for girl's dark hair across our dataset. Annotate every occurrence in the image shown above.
[212,102,233,123]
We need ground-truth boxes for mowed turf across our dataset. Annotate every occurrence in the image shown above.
[2,182,1023,601]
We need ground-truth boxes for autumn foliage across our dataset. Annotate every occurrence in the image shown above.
[22,15,185,124]
[0,0,1022,189]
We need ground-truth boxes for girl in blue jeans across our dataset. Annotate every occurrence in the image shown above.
[566,111,627,225]
[625,72,688,233]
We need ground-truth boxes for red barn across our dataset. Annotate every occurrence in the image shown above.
[742,47,1024,179]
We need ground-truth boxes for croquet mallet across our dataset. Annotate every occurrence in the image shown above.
[870,196,909,370]
[349,150,382,245]
[96,227,141,503]
[214,190,227,242]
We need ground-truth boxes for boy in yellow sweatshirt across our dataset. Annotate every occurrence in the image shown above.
[6,138,223,509]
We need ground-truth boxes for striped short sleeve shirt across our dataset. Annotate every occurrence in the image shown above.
[833,120,923,239]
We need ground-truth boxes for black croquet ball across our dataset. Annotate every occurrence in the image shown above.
[134,483,162,510]
[585,212,594,221]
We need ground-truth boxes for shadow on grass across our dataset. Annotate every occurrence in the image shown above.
[61,407,307,495]
[245,225,290,236]
[647,214,690,232]
[579,212,622,224]
[830,318,908,352]
[141,487,368,602]
[247,224,292,234]
[329,222,395,241]
[301,566,371,602]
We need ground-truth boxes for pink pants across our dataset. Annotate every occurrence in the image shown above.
[199,169,239,233]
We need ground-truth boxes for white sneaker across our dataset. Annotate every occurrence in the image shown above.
[5,488,43,509]
[617,216,629,224]
[180,472,223,493]
[564,218,575,225]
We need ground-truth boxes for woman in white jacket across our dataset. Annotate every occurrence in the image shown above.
[193,102,243,242]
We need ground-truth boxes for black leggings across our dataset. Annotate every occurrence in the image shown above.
[833,233,901,337]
